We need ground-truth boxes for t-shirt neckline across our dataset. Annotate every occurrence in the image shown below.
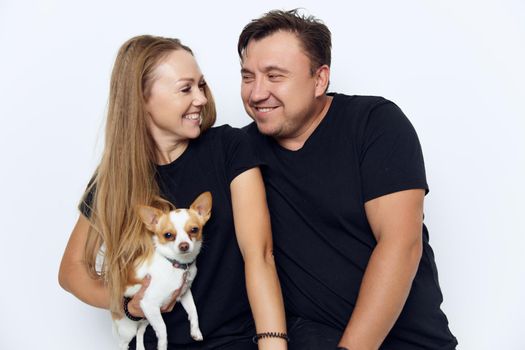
[156,138,195,171]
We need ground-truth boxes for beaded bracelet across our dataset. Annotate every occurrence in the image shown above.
[252,332,289,344]
[123,296,143,321]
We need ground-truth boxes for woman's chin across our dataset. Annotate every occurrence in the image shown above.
[186,127,202,139]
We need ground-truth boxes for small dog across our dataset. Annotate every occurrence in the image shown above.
[112,192,212,350]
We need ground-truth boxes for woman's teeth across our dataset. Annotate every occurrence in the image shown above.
[183,113,200,120]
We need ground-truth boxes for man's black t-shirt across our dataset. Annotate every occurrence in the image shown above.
[81,125,259,348]
[245,94,458,349]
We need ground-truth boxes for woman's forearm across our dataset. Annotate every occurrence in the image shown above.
[230,168,288,349]
[244,251,287,350]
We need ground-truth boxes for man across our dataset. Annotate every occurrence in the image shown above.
[238,9,458,350]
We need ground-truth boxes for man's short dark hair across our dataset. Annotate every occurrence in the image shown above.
[238,9,332,75]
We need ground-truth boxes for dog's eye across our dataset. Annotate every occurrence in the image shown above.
[164,232,173,239]
[190,227,199,234]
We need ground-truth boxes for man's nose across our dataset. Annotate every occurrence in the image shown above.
[249,78,270,103]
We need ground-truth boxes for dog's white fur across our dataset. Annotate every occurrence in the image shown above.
[112,192,212,350]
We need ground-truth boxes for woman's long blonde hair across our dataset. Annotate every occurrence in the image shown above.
[81,35,216,316]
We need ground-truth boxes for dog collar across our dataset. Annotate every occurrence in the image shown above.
[166,257,194,270]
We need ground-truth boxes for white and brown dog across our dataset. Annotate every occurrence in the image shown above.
[113,192,212,350]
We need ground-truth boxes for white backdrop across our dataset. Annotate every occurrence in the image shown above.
[1,0,524,349]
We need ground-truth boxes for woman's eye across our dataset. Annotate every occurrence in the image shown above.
[181,86,191,93]
[198,82,207,90]
[164,232,173,239]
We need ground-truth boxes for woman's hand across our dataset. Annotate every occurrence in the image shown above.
[126,272,186,318]
[161,272,187,313]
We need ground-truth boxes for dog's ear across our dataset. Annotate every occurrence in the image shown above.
[190,192,212,223]
[137,205,164,232]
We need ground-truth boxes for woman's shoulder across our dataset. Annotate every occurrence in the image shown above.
[199,124,248,144]
[196,124,257,163]
[205,124,244,135]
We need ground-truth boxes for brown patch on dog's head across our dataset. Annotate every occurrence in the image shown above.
[137,205,178,243]
[185,211,204,240]
[153,214,178,244]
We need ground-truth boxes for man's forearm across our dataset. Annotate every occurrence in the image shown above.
[338,239,422,349]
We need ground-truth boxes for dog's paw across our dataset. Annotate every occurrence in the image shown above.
[157,340,168,350]
[191,328,203,341]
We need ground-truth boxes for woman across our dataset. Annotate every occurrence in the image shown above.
[59,35,287,350]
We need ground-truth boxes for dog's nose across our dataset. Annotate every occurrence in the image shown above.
[179,242,189,252]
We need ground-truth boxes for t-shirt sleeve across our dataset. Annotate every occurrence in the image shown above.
[78,177,96,219]
[222,126,263,183]
[359,101,429,202]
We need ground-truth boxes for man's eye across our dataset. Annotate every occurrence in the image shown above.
[164,232,173,239]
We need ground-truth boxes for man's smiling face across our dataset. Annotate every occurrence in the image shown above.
[240,31,321,141]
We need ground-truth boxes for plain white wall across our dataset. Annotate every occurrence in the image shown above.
[1,0,523,349]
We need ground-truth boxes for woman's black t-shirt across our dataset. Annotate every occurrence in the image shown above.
[81,125,260,347]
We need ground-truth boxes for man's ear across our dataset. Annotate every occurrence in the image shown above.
[136,205,164,232]
[314,64,330,97]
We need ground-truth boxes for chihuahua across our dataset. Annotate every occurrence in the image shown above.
[112,192,212,350]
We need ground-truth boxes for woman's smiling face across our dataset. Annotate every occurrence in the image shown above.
[145,49,208,144]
